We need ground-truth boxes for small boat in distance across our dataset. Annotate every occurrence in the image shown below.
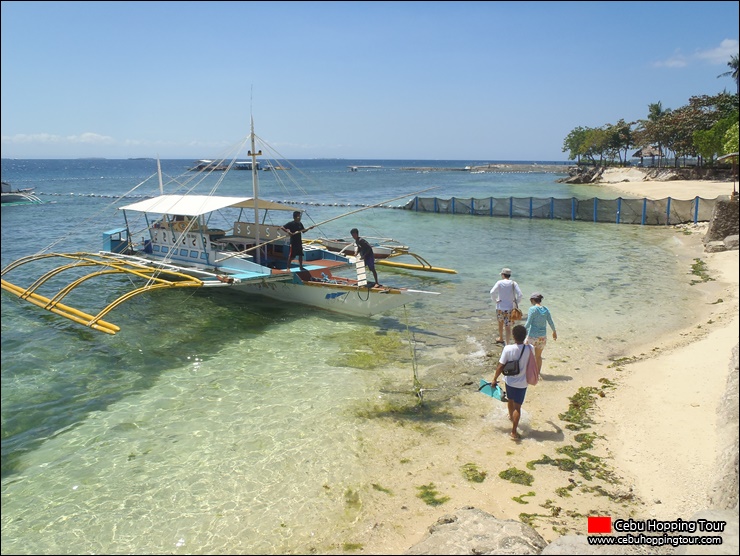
[1,181,42,204]
[187,159,261,171]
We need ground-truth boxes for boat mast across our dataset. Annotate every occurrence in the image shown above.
[248,116,262,264]
[157,157,164,195]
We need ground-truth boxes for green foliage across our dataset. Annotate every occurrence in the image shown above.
[695,111,738,161]
[562,78,740,165]
[723,121,739,155]
[717,54,739,94]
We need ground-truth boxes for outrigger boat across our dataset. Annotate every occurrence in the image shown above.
[307,236,457,274]
[1,120,444,334]
[1,181,42,204]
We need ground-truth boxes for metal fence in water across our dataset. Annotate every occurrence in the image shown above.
[404,196,717,225]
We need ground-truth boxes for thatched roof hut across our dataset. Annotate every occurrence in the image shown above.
[631,146,663,158]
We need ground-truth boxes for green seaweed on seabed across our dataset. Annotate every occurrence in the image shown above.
[328,328,407,369]
[353,397,458,432]
[344,488,361,509]
[513,491,536,504]
[371,483,393,495]
[416,483,450,506]
[690,258,714,285]
[558,386,599,430]
[461,462,487,483]
[607,356,637,368]
[499,467,534,486]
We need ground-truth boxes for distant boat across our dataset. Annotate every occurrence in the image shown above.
[187,159,228,171]
[234,160,260,170]
[1,181,42,204]
[188,159,260,171]
[348,165,382,172]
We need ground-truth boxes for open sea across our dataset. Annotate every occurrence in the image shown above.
[1,158,702,554]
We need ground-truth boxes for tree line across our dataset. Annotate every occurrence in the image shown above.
[562,55,739,168]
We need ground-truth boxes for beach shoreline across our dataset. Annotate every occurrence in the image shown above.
[593,169,737,200]
[322,178,738,555]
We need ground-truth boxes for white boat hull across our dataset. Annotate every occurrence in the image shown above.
[233,278,428,317]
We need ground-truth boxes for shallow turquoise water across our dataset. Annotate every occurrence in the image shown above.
[1,158,699,553]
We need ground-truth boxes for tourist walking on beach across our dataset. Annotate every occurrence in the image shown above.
[524,292,557,371]
[492,324,532,440]
[350,228,381,286]
[490,268,523,345]
[281,211,309,271]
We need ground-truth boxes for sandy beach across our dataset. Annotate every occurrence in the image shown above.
[324,177,739,554]
[594,168,738,200]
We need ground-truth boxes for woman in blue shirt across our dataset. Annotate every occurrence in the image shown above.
[524,292,557,371]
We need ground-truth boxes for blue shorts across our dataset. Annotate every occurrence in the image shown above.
[365,254,376,271]
[505,384,527,405]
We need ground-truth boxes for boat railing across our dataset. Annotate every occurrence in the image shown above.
[232,221,288,241]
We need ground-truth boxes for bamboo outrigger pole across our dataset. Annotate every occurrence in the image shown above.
[214,186,439,263]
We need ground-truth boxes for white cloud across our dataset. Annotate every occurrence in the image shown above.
[1,132,115,145]
[654,39,739,68]
[694,38,739,64]
[654,54,687,68]
[70,132,116,144]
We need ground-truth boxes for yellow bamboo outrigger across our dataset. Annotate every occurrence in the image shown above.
[377,251,457,274]
[303,240,458,275]
[1,252,204,335]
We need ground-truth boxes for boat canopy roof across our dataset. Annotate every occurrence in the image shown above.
[119,195,298,216]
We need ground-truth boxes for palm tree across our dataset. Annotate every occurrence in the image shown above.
[717,54,739,95]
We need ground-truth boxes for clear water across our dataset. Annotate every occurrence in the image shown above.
[1,158,697,554]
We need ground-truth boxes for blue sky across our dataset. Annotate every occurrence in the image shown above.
[1,1,738,161]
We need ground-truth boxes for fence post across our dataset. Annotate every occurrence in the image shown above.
[452,197,456,214]
[529,197,533,219]
[666,197,671,225]
[490,197,493,216]
[641,198,646,225]
[693,196,699,223]
[434,197,438,213]
[617,198,621,224]
[471,197,474,216]
[550,197,554,219]
[509,197,513,218]
[572,198,576,221]
[414,196,419,211]
[593,198,598,222]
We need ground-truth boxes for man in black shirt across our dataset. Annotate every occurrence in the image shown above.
[350,228,380,286]
[281,211,308,271]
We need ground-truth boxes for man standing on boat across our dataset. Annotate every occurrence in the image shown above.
[350,228,381,287]
[281,211,308,271]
